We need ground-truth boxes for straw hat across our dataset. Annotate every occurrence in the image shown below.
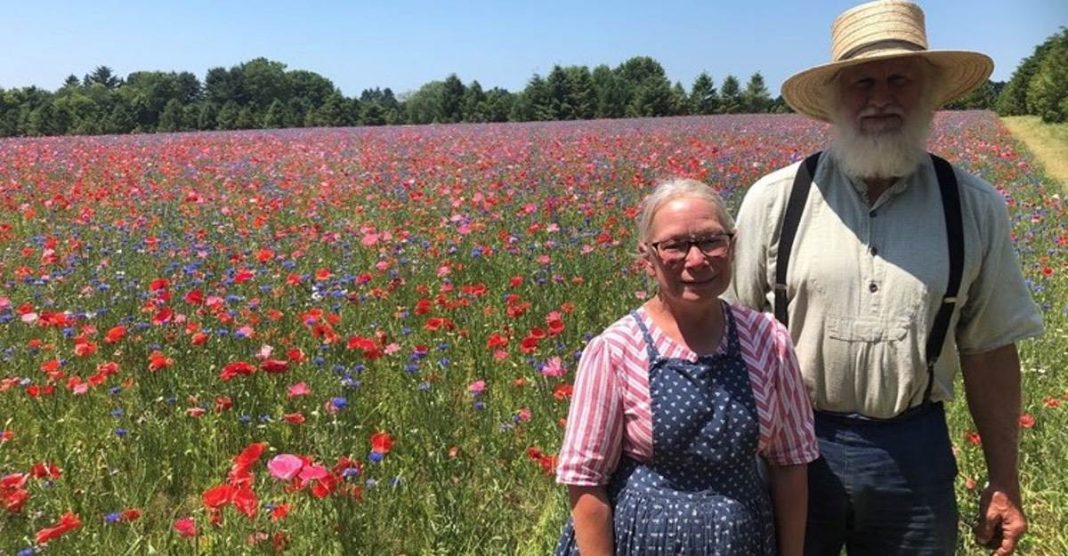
[781,0,993,122]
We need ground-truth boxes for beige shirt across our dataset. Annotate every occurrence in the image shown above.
[726,154,1044,418]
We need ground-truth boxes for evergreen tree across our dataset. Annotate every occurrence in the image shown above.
[106,102,136,134]
[235,107,257,129]
[158,99,183,132]
[181,104,199,131]
[591,64,627,118]
[690,72,719,115]
[263,99,287,128]
[198,102,219,130]
[216,101,240,130]
[742,72,772,113]
[483,87,515,122]
[719,75,743,113]
[670,82,689,116]
[565,66,596,120]
[462,80,487,122]
[85,66,122,90]
[361,102,385,125]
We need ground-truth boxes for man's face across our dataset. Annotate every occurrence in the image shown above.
[836,58,927,136]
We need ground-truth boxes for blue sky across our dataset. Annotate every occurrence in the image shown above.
[2,1,1064,98]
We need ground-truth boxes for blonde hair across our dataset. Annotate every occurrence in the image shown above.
[636,178,735,246]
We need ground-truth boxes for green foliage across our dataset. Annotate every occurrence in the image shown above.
[263,99,288,129]
[997,28,1068,119]
[690,72,719,115]
[1027,30,1068,123]
[441,74,467,123]
[742,72,772,114]
[719,75,743,114]
[1,54,801,137]
[157,99,184,132]
[945,80,1003,111]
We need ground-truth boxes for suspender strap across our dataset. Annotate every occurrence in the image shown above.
[923,154,963,404]
[774,152,821,327]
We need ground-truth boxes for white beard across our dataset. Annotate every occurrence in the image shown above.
[830,109,933,180]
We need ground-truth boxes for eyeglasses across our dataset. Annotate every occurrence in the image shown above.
[649,233,734,263]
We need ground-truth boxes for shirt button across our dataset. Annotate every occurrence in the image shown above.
[869,282,879,293]
[869,210,877,217]
[870,246,879,256]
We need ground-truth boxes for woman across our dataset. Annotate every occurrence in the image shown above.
[555,179,818,555]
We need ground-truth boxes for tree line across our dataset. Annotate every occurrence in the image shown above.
[994,27,1068,123]
[0,56,786,137]
[1,44,1038,139]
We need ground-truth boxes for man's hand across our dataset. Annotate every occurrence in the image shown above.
[974,484,1027,555]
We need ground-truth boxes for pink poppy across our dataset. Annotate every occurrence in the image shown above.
[267,454,304,481]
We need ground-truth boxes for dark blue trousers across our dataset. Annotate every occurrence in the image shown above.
[804,403,959,556]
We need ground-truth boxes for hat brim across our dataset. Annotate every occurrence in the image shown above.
[781,49,994,122]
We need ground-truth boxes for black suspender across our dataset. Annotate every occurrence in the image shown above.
[773,153,963,407]
[774,152,822,328]
[924,154,964,402]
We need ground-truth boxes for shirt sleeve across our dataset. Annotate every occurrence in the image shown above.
[555,334,624,486]
[762,318,819,466]
[725,172,777,312]
[955,181,1044,353]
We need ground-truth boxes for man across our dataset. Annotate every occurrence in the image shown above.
[727,1,1044,555]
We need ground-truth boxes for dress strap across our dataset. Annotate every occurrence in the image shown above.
[721,302,742,358]
[629,310,661,363]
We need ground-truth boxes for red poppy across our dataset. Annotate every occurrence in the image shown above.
[151,307,173,325]
[220,361,256,381]
[202,484,234,509]
[260,359,290,374]
[486,333,509,349]
[174,516,197,538]
[184,289,205,305]
[231,486,258,518]
[370,432,394,454]
[104,325,126,343]
[147,351,174,372]
[35,511,81,545]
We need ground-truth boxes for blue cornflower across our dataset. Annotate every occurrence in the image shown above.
[115,428,128,438]
[105,512,122,523]
[331,397,348,409]
[368,451,384,463]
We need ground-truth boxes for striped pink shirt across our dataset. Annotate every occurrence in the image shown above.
[556,303,818,486]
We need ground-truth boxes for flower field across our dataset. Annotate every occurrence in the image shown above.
[0,112,1064,554]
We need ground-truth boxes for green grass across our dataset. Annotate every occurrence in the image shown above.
[1001,115,1068,192]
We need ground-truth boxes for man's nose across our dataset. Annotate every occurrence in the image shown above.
[868,80,894,108]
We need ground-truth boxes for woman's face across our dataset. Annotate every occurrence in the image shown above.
[642,196,733,306]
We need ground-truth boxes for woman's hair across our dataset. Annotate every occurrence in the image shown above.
[636,178,735,245]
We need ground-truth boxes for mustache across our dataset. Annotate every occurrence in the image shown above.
[858,106,905,118]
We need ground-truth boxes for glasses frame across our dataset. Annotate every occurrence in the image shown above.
[648,232,735,263]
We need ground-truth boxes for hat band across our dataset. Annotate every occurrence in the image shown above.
[839,39,925,61]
